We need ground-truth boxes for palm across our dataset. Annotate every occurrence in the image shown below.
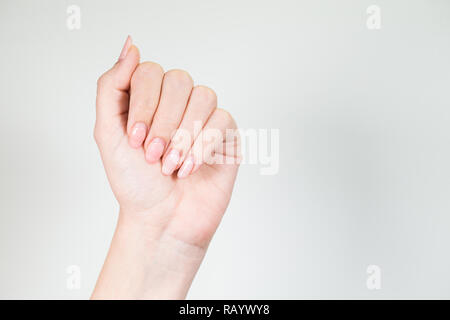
[104,133,239,246]
[96,44,239,248]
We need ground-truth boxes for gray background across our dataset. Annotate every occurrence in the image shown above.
[0,0,449,299]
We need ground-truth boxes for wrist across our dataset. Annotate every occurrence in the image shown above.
[92,208,206,299]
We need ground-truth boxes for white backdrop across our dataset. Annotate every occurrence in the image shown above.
[0,0,450,299]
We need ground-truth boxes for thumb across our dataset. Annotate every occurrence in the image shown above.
[95,36,140,130]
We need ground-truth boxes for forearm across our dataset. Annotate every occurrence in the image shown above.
[91,210,206,299]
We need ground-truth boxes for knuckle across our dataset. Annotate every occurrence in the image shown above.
[96,73,110,89]
[134,61,164,78]
[96,70,118,92]
[216,108,235,127]
[164,69,193,89]
[193,85,217,107]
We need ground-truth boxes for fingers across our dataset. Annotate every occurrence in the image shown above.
[161,85,217,176]
[177,108,239,179]
[95,36,140,130]
[127,62,164,148]
[144,70,193,163]
[96,40,238,179]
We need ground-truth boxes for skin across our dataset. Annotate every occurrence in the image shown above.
[91,36,240,299]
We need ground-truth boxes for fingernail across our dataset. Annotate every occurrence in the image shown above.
[129,122,147,148]
[162,149,180,176]
[177,156,195,179]
[118,35,132,61]
[145,138,165,163]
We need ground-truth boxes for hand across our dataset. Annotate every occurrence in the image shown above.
[92,36,240,299]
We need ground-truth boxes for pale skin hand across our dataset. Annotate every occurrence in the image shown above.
[91,36,240,299]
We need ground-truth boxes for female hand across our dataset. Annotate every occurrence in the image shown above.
[92,36,240,299]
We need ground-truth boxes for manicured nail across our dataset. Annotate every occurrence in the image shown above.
[118,35,132,61]
[129,122,147,148]
[145,138,165,163]
[162,149,180,176]
[177,156,195,179]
